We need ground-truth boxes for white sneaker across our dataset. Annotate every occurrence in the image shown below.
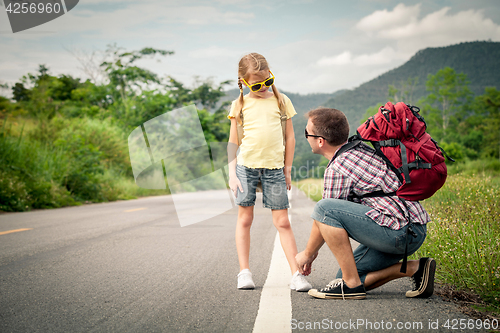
[290,271,312,292]
[237,269,255,289]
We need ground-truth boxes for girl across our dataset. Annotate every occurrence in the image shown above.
[227,53,311,291]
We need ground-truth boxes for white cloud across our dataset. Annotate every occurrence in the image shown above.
[188,46,240,59]
[317,51,352,66]
[17,3,255,37]
[177,6,254,25]
[356,3,420,36]
[317,47,398,67]
[293,2,500,93]
[356,3,500,44]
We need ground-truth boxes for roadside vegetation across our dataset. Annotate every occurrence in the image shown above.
[0,45,231,212]
[415,173,500,316]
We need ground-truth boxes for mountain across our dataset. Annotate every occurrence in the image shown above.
[220,41,500,178]
[323,41,500,130]
[221,88,345,115]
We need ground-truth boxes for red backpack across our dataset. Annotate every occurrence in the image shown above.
[348,101,454,201]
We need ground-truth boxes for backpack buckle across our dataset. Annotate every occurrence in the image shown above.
[379,139,400,147]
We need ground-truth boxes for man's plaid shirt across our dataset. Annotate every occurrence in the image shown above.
[323,142,430,230]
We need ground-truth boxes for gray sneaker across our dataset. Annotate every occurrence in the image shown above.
[406,258,436,298]
[308,278,366,300]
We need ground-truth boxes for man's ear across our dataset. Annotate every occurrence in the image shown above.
[318,138,325,148]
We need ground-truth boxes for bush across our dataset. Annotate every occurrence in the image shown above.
[0,116,129,210]
[447,158,500,176]
[416,175,500,307]
[441,142,465,162]
[0,169,30,211]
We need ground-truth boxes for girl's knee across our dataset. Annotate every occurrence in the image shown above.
[273,215,291,230]
[238,207,254,228]
[238,216,253,229]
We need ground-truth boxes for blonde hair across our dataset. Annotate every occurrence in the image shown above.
[234,53,285,125]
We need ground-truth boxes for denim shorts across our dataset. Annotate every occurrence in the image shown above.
[235,164,289,210]
[311,198,427,283]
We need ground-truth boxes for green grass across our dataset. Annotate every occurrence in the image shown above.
[296,174,500,311]
[415,174,500,309]
[294,178,324,202]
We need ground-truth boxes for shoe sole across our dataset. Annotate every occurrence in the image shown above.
[308,289,366,300]
[290,283,311,292]
[406,258,436,298]
[238,272,255,290]
[238,285,255,290]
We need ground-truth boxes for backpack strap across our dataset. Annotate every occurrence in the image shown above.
[375,138,411,184]
[432,138,456,162]
[406,160,432,170]
[365,140,404,184]
[329,137,362,166]
[398,198,417,274]
[399,142,411,184]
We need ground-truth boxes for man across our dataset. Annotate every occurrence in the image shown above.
[295,107,435,300]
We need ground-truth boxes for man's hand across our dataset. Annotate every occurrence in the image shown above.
[295,251,318,276]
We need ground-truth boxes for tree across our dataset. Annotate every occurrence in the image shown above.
[471,87,500,159]
[12,82,30,102]
[388,77,419,105]
[100,46,173,107]
[359,104,380,125]
[168,77,231,110]
[50,74,82,101]
[422,67,472,141]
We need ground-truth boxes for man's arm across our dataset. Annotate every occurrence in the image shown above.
[296,221,324,276]
[296,160,354,275]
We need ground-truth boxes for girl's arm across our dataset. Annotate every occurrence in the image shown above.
[228,118,242,195]
[284,118,295,190]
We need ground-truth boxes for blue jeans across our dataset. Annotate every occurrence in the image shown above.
[311,198,427,283]
[235,164,289,210]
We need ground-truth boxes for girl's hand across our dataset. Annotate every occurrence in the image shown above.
[285,172,292,191]
[229,176,243,197]
[283,167,292,191]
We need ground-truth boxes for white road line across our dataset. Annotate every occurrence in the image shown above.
[252,192,293,333]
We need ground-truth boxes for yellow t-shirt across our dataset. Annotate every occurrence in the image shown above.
[228,94,296,169]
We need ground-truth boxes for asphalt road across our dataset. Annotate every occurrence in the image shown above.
[0,188,487,332]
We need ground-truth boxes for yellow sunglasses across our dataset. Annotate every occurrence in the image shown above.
[241,70,275,92]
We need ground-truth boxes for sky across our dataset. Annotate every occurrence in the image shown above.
[1,0,500,95]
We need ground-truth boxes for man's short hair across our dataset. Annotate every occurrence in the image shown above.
[305,108,350,146]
